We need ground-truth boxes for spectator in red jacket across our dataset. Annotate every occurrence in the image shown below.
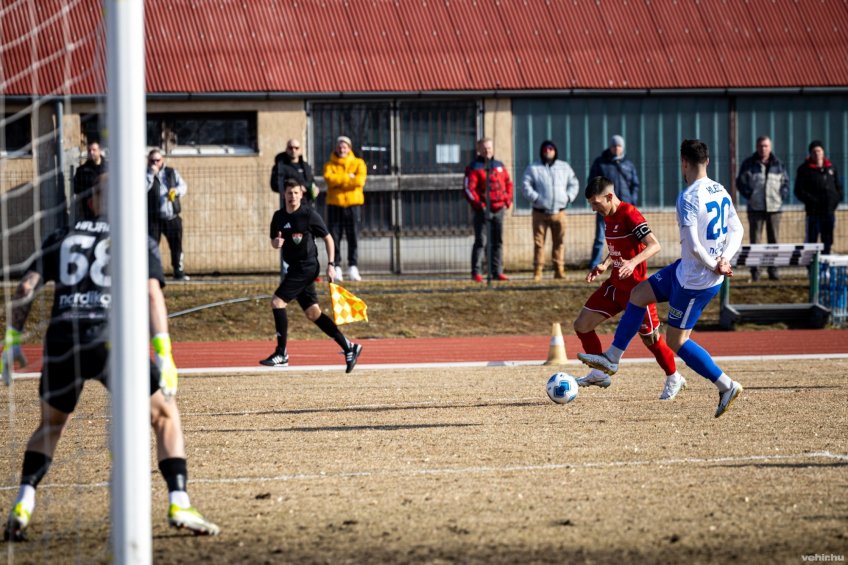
[464,137,513,282]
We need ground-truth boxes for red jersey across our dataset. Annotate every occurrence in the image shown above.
[604,201,652,288]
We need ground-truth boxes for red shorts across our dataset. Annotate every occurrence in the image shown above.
[583,279,661,336]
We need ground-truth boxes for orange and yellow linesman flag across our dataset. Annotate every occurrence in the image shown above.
[329,283,368,325]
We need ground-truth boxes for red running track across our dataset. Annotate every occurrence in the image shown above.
[12,329,847,372]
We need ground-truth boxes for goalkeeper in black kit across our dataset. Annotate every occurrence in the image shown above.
[260,178,363,371]
[1,176,218,541]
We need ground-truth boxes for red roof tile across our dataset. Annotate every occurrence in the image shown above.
[3,0,847,96]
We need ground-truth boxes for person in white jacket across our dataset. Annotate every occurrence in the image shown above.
[521,140,579,280]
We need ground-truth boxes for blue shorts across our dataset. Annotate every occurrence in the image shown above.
[648,260,721,330]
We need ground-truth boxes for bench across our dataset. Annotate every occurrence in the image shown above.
[718,243,829,330]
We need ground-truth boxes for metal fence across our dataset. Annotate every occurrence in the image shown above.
[2,164,848,279]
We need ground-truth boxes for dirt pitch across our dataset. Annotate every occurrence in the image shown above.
[2,358,847,564]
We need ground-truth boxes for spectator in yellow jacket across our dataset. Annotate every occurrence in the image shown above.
[323,136,367,281]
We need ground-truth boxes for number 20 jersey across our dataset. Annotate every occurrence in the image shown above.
[675,177,739,290]
[32,218,165,341]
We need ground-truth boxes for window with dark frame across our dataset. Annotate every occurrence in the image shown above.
[311,103,392,176]
[146,112,258,154]
[398,101,477,175]
[2,112,32,155]
[311,100,478,234]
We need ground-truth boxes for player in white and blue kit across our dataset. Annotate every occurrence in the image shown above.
[578,140,745,417]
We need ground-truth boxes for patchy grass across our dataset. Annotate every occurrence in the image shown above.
[1,274,815,344]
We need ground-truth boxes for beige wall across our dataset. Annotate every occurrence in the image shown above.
[4,98,848,276]
[144,100,307,273]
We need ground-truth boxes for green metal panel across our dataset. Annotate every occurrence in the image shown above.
[513,96,730,210]
[736,95,848,206]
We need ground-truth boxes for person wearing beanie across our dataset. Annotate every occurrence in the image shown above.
[587,135,641,270]
[735,135,790,281]
[794,140,843,255]
[323,135,367,282]
[521,140,579,280]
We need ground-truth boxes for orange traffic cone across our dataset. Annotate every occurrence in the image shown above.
[543,322,568,365]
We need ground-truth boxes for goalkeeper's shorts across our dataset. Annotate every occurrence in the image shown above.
[41,328,160,414]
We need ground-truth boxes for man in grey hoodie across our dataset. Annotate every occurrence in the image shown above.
[522,140,579,280]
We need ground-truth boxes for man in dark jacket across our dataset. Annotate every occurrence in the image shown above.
[464,137,513,282]
[270,139,318,278]
[735,135,790,280]
[72,140,107,219]
[795,140,844,255]
[588,135,640,269]
[271,139,316,203]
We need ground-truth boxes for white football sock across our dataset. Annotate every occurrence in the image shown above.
[15,485,36,511]
[715,373,733,392]
[607,345,625,363]
[169,490,191,508]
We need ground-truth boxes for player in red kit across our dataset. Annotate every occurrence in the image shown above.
[572,176,686,400]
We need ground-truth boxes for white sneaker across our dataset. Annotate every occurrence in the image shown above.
[659,375,687,400]
[333,268,344,283]
[715,380,743,418]
[576,369,612,388]
[348,266,362,281]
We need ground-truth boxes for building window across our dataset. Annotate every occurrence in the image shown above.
[146,112,257,155]
[2,111,32,157]
[311,102,392,175]
[399,101,477,175]
[311,101,478,177]
[311,100,479,234]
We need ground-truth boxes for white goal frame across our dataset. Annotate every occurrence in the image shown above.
[105,1,151,563]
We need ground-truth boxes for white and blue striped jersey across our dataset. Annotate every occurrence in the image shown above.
[675,176,741,290]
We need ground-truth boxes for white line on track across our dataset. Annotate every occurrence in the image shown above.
[9,352,848,380]
[2,451,845,491]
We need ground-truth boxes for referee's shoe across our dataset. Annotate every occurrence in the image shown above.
[259,348,288,367]
[345,343,363,373]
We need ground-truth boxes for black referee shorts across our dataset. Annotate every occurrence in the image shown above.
[274,263,320,310]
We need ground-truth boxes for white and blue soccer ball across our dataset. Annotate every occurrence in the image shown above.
[546,372,579,405]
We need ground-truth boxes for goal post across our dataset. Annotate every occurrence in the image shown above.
[105,0,152,563]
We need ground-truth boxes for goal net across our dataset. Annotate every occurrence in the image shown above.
[2,1,150,561]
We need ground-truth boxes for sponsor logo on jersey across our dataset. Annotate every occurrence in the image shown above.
[283,222,292,229]
[73,220,110,233]
[668,305,683,319]
[292,232,303,245]
[59,290,111,308]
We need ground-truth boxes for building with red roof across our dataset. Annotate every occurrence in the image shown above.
[2,0,846,274]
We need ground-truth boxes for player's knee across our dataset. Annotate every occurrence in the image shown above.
[271,296,286,309]
[304,304,321,321]
[639,327,660,347]
[573,318,589,335]
[150,395,177,430]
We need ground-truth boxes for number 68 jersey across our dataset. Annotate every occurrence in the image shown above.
[32,218,165,341]
[675,177,741,290]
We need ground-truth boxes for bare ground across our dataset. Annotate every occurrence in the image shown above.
[1,359,846,563]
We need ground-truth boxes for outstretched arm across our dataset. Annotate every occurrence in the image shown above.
[2,270,42,383]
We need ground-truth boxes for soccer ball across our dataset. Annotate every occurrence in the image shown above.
[546,372,579,404]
